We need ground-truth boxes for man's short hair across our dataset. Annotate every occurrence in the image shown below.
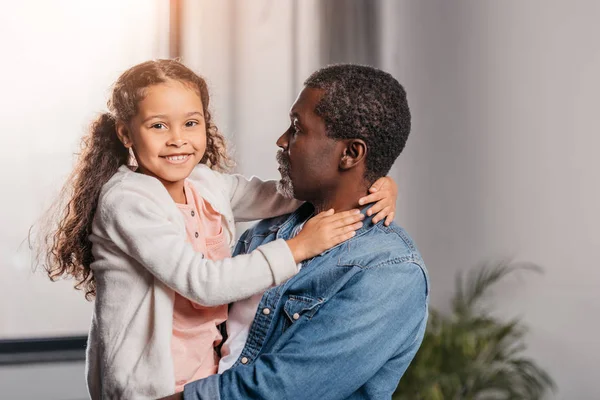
[304,64,411,182]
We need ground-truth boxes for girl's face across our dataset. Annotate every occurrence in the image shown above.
[118,79,207,190]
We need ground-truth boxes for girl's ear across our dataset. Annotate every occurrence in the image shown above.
[339,139,367,170]
[115,121,132,148]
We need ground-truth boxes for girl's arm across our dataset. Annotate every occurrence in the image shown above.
[96,184,362,307]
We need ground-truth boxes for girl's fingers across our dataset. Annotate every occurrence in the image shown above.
[358,190,387,206]
[332,214,364,228]
[384,211,395,226]
[372,206,392,224]
[330,222,363,242]
[322,208,361,223]
[336,221,363,233]
[315,208,335,218]
[370,177,387,192]
[331,230,356,244]
[366,201,388,217]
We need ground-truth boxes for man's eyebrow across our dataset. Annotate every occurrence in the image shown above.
[289,111,300,119]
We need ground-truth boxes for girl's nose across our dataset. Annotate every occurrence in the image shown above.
[167,128,187,147]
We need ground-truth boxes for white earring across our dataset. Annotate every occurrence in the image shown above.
[127,147,138,171]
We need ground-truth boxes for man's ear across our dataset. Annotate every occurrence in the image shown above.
[115,121,132,148]
[339,139,367,170]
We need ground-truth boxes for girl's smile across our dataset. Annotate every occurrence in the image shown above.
[161,153,194,164]
[116,79,207,202]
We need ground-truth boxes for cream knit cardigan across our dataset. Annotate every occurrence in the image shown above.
[86,164,300,399]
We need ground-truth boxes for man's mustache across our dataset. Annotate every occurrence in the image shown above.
[276,150,290,174]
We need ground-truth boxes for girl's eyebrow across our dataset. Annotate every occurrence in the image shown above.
[185,111,204,118]
[142,111,204,124]
[142,114,168,124]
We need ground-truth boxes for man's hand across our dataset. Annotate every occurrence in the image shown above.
[358,176,398,226]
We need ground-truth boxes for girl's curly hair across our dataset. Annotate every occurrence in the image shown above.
[34,59,231,300]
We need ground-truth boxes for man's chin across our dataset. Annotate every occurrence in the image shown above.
[276,178,295,199]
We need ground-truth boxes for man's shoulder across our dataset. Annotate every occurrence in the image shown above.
[332,221,429,297]
[339,221,426,271]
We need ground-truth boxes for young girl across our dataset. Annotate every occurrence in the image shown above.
[37,60,397,399]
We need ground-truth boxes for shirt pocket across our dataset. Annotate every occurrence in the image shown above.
[282,294,324,333]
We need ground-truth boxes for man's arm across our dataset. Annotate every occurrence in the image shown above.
[183,261,429,400]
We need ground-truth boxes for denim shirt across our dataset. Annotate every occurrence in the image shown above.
[184,203,430,400]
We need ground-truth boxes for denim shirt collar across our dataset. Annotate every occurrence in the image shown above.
[274,202,380,255]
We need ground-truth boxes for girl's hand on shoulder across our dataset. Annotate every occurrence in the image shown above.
[286,209,364,263]
[358,176,398,226]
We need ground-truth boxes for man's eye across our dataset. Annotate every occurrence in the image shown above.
[151,123,166,130]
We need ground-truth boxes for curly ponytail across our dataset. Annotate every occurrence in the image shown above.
[37,113,127,299]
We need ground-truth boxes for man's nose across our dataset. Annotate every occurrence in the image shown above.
[276,131,288,150]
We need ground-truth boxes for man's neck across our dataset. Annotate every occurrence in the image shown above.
[312,181,370,214]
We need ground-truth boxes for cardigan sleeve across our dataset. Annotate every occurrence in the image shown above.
[96,183,297,307]
[212,171,304,222]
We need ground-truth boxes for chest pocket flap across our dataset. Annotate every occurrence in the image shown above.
[284,295,324,323]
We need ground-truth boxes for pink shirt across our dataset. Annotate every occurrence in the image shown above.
[171,181,231,391]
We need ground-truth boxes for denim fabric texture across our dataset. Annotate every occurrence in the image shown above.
[184,203,429,400]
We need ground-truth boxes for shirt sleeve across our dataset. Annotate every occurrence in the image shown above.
[97,183,298,307]
[183,262,429,400]
[214,171,304,222]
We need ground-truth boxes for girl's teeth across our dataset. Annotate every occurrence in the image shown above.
[167,155,188,161]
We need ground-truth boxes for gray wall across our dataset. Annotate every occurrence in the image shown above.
[381,1,600,398]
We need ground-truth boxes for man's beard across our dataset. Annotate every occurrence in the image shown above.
[276,150,294,199]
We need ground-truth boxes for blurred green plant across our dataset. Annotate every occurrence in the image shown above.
[394,261,555,400]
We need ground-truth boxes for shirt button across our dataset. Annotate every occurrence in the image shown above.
[262,308,271,315]
[293,313,300,320]
[195,232,199,238]
[191,210,195,217]
[241,357,249,364]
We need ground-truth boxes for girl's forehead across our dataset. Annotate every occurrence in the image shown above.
[137,81,204,115]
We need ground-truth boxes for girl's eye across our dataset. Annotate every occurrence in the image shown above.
[151,123,166,130]
[185,121,198,127]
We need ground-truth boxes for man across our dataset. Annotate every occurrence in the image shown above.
[177,64,429,399]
